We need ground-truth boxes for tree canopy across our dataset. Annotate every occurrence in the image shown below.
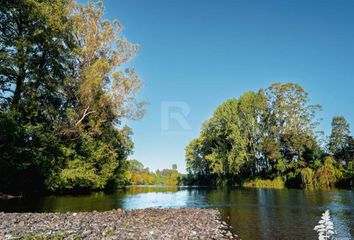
[185,83,353,189]
[0,0,144,193]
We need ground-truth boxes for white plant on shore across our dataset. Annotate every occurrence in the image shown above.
[314,210,335,240]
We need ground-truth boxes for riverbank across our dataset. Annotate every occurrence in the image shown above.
[0,208,237,239]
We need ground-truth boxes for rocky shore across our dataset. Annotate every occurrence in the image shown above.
[0,208,237,239]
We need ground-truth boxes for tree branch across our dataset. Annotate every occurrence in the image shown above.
[75,106,95,126]
[1,88,15,93]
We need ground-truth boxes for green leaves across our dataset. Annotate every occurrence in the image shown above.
[185,83,329,187]
[186,83,354,189]
[328,116,351,161]
[0,0,144,193]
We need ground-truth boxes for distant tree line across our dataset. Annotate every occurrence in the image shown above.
[185,83,354,189]
[124,160,181,186]
[0,0,145,194]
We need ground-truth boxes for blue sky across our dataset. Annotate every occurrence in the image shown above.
[100,0,354,172]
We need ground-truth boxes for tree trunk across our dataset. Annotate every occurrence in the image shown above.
[11,8,25,110]
[11,64,25,109]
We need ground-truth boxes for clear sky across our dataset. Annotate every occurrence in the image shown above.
[100,0,354,173]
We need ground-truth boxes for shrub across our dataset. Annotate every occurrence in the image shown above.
[243,177,285,189]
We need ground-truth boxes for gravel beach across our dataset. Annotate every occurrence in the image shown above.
[0,208,237,239]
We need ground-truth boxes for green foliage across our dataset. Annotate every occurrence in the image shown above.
[340,160,354,188]
[243,177,285,189]
[0,0,144,193]
[185,83,353,189]
[328,116,351,161]
[316,157,337,189]
[300,168,316,189]
[0,0,73,193]
[126,161,182,186]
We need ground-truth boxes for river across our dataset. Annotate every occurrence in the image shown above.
[1,186,353,240]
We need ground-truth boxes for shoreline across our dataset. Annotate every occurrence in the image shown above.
[0,208,237,239]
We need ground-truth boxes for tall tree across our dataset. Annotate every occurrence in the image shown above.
[0,0,74,193]
[342,136,354,163]
[328,116,351,163]
[0,0,73,109]
[265,83,321,175]
[185,83,323,187]
[186,91,269,184]
[0,0,145,193]
[237,90,268,177]
[172,164,178,171]
[47,1,145,191]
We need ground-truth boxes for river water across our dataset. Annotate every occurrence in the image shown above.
[1,186,353,240]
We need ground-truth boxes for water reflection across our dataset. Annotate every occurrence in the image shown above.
[0,187,353,240]
[208,188,354,240]
[122,189,207,209]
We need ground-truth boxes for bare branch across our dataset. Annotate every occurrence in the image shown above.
[75,106,95,126]
[1,88,15,93]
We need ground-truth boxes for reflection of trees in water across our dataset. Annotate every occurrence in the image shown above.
[127,186,179,194]
[207,188,263,240]
[0,187,353,239]
[206,188,353,240]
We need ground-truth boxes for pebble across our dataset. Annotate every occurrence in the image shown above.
[0,208,238,239]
